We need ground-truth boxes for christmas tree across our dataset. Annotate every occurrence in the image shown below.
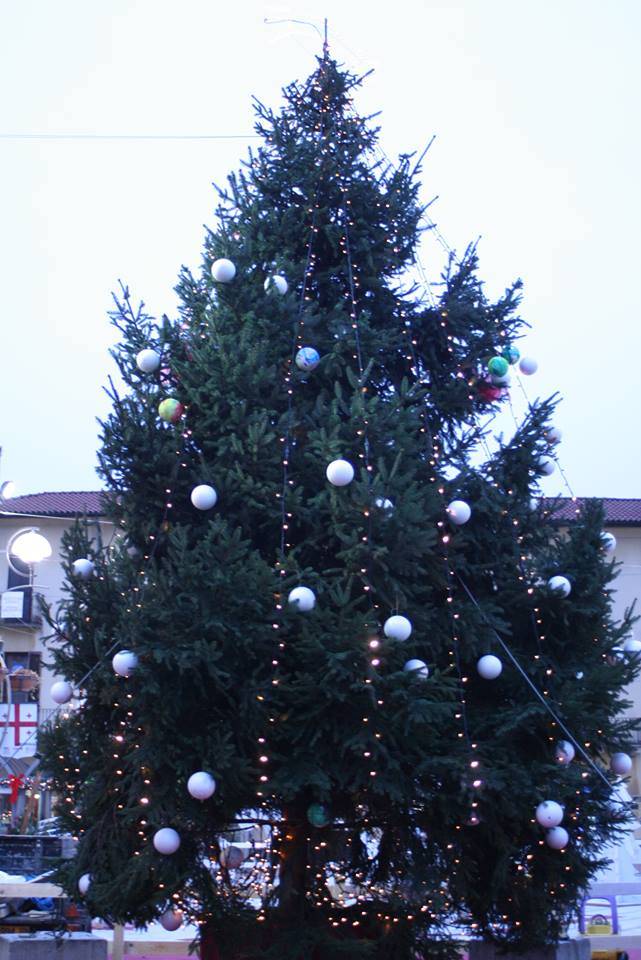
[41,46,640,960]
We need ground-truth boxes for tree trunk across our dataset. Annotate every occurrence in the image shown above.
[200,920,221,960]
[276,803,308,922]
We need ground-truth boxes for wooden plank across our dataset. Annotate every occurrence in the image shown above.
[0,882,64,897]
[112,924,124,960]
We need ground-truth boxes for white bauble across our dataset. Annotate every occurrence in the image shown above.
[602,532,617,553]
[264,275,288,295]
[383,615,412,642]
[211,258,236,283]
[404,658,429,679]
[187,771,217,800]
[288,586,316,612]
[51,680,73,705]
[519,356,538,376]
[548,575,571,597]
[190,484,218,510]
[624,638,641,656]
[538,456,555,476]
[326,459,354,487]
[546,826,569,850]
[446,500,471,525]
[535,800,564,828]
[491,373,511,387]
[529,497,540,511]
[78,873,91,895]
[545,425,563,445]
[72,558,94,579]
[477,654,503,680]
[136,348,161,374]
[375,497,393,512]
[112,650,138,677]
[555,740,576,765]
[153,827,181,855]
[160,910,183,932]
[611,752,633,776]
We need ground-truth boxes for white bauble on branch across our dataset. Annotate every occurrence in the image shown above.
[623,638,641,656]
[602,532,617,553]
[611,752,633,776]
[72,558,94,579]
[404,659,429,679]
[446,500,471,525]
[264,275,288,295]
[326,459,354,487]
[153,827,181,855]
[555,740,576,765]
[383,615,412,642]
[519,356,538,376]
[477,654,502,680]
[136,348,161,374]
[545,425,562,445]
[288,586,316,612]
[51,680,73,705]
[78,873,91,895]
[190,484,218,510]
[112,650,138,677]
[548,575,571,597]
[535,800,564,828]
[211,258,236,283]
[537,456,555,476]
[375,497,393,512]
[187,771,217,800]
[160,910,183,932]
[546,826,569,850]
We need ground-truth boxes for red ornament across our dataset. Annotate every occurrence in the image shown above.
[477,379,503,403]
[9,774,24,805]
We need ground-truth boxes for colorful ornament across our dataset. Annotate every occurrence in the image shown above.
[112,650,138,677]
[288,586,316,612]
[548,575,571,597]
[519,356,538,376]
[78,874,91,895]
[160,910,183,932]
[190,484,218,510]
[326,459,354,486]
[535,800,564,828]
[477,380,503,403]
[611,752,633,776]
[307,803,330,828]
[477,654,502,679]
[136,348,161,374]
[72,558,94,579]
[211,258,236,283]
[158,399,184,424]
[187,771,217,800]
[537,455,555,476]
[446,500,471,525]
[602,532,617,553]
[545,425,563,445]
[404,658,429,679]
[487,356,509,378]
[546,826,569,850]
[264,275,288,295]
[555,740,576,765]
[502,345,520,365]
[153,827,181,855]
[295,347,320,371]
[51,680,73,705]
[384,615,412,641]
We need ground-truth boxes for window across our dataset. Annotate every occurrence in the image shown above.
[1,653,41,704]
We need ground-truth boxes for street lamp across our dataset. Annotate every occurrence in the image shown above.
[8,529,52,570]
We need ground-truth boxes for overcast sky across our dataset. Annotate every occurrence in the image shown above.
[0,0,639,498]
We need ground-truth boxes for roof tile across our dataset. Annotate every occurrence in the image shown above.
[0,491,106,518]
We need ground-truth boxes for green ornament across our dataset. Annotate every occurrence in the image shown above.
[487,356,509,378]
[501,346,520,365]
[307,803,330,828]
[158,398,184,424]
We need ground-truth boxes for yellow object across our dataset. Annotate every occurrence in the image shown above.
[587,914,613,936]
[591,953,618,960]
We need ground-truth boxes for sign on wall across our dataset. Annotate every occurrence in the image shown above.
[0,592,24,619]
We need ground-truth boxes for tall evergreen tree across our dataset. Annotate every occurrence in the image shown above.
[41,48,639,960]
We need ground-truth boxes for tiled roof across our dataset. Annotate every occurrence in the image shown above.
[544,498,641,526]
[0,491,106,518]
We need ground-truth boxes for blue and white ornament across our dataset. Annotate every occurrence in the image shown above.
[264,275,288,295]
[295,347,320,372]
